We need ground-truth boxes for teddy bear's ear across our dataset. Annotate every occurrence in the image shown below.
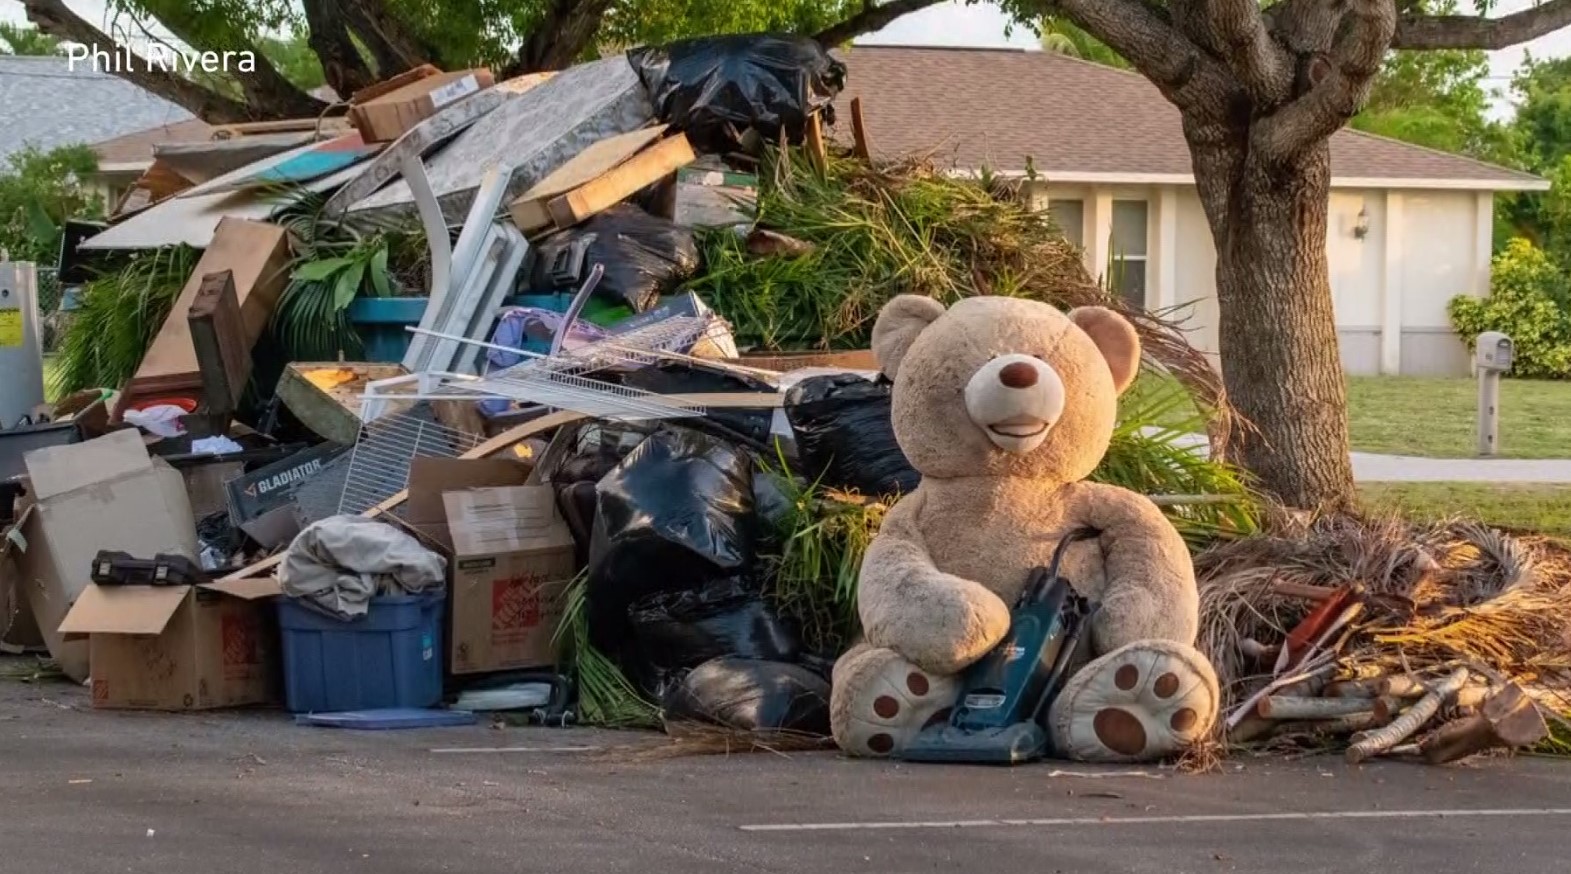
[1069,306,1141,394]
[872,295,946,379]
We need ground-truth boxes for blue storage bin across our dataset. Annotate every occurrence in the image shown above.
[276,592,445,714]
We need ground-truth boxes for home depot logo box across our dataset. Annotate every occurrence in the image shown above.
[442,485,575,674]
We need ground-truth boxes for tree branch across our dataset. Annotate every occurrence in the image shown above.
[22,0,254,123]
[1254,0,1395,163]
[814,0,949,48]
[1047,0,1242,123]
[502,0,616,77]
[1203,0,1294,103]
[126,3,324,118]
[1393,0,1571,50]
[339,0,442,76]
[302,0,377,98]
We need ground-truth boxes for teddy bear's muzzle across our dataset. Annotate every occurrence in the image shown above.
[963,354,1066,454]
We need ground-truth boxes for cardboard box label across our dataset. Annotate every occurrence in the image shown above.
[430,73,480,109]
[221,612,262,678]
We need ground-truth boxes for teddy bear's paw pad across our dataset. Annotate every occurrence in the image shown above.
[834,650,960,758]
[1048,641,1219,763]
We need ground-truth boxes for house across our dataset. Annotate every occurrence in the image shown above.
[0,55,197,210]
[834,46,1548,376]
[88,118,215,210]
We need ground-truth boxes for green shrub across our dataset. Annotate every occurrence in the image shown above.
[1449,238,1571,378]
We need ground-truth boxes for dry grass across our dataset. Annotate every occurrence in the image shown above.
[1193,511,1571,742]
[590,722,835,763]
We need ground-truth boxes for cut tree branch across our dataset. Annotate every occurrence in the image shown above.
[1393,0,1571,50]
[302,0,377,98]
[22,0,253,123]
[1253,0,1395,163]
[814,0,949,48]
[1202,0,1293,104]
[503,0,617,77]
[1048,0,1241,123]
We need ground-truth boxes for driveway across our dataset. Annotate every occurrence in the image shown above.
[3,678,1569,874]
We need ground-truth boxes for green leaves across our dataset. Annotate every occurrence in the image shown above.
[271,230,401,361]
[332,259,368,310]
[292,257,354,282]
[1448,239,1571,378]
[0,144,102,265]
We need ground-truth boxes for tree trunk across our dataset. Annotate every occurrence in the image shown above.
[1191,128,1357,511]
[303,0,377,99]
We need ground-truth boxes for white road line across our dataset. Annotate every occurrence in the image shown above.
[738,808,1571,833]
[429,746,600,754]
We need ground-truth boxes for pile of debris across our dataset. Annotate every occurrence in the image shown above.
[1197,513,1571,764]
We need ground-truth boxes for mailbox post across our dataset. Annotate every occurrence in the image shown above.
[1475,331,1514,456]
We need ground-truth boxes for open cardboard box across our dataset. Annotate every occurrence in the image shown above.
[58,576,280,711]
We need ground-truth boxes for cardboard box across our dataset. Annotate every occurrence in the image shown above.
[442,485,575,675]
[57,576,279,710]
[403,457,532,551]
[350,69,497,143]
[16,430,200,681]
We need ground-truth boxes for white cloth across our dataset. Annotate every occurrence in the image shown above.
[280,516,446,621]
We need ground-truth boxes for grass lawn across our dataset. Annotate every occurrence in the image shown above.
[1360,482,1571,538]
[1347,376,1571,459]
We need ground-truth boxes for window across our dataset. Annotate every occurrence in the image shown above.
[1047,199,1085,248]
[1109,199,1149,307]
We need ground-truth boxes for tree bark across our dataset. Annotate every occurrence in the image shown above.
[1192,132,1357,510]
[302,0,378,99]
[338,0,442,77]
[503,0,617,77]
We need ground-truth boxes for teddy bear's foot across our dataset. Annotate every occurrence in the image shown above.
[831,644,961,757]
[1047,640,1219,763]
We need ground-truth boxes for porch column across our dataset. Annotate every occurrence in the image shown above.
[1155,186,1179,311]
[1088,189,1113,286]
[1473,192,1494,298]
[1380,191,1405,376]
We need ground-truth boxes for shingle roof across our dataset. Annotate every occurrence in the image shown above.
[833,45,1546,190]
[0,55,194,162]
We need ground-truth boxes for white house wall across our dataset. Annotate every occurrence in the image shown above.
[1031,180,1492,377]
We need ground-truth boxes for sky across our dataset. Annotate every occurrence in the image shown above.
[1,0,1566,118]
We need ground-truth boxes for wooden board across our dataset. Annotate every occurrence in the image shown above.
[187,270,248,424]
[505,126,671,233]
[545,133,697,230]
[850,97,872,162]
[215,391,786,583]
[276,362,410,446]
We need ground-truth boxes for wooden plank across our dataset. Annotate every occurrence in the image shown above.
[850,97,872,162]
[126,218,290,406]
[214,391,786,583]
[505,126,671,233]
[187,269,249,428]
[544,133,697,230]
[804,112,827,171]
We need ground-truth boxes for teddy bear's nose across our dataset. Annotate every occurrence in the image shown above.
[998,361,1038,389]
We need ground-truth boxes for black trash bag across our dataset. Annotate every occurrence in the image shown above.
[784,373,920,498]
[627,33,847,155]
[533,205,699,312]
[751,469,793,535]
[628,577,800,676]
[618,362,777,447]
[585,428,757,654]
[662,657,831,735]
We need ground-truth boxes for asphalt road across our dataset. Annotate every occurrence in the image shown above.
[3,676,1570,874]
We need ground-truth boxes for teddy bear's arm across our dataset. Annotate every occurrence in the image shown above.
[1072,483,1201,651]
[858,496,1011,675]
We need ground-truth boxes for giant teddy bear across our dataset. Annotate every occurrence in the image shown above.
[830,294,1220,763]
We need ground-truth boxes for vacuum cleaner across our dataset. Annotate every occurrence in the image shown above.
[901,527,1102,765]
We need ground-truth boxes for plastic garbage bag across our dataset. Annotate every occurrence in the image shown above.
[617,362,778,447]
[628,33,847,155]
[628,577,800,679]
[585,428,757,653]
[784,373,920,498]
[532,205,698,312]
[661,657,831,735]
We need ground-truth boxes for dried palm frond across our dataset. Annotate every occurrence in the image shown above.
[591,722,834,763]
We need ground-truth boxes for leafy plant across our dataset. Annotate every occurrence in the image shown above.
[553,570,661,729]
[1449,238,1571,379]
[267,192,413,361]
[0,144,102,265]
[51,246,198,395]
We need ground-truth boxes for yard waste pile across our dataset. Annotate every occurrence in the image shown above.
[1,30,1560,772]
